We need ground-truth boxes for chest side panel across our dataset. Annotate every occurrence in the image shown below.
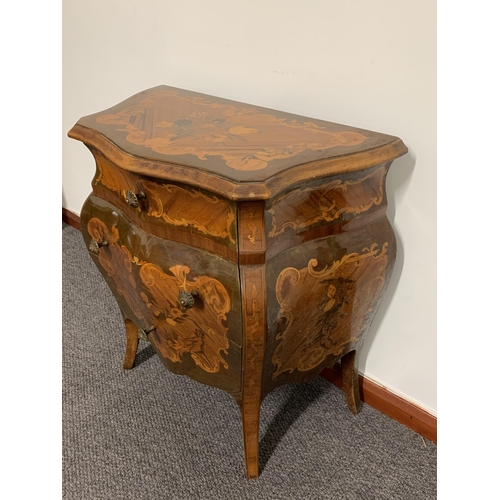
[263,220,396,395]
[262,166,396,396]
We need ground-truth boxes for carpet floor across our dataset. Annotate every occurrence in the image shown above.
[62,223,436,499]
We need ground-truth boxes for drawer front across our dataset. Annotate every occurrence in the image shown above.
[265,163,390,258]
[81,195,242,393]
[90,149,237,252]
[262,217,396,394]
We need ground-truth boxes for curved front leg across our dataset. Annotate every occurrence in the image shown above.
[122,318,139,370]
[240,393,262,479]
[239,265,267,479]
[239,202,267,479]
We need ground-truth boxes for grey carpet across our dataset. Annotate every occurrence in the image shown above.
[62,223,436,499]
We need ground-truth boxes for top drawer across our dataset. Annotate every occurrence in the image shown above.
[90,148,237,252]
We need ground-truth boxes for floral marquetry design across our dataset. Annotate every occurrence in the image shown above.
[272,243,389,379]
[268,166,386,237]
[95,89,367,171]
[87,218,149,321]
[93,154,237,246]
[86,217,231,374]
[139,263,231,373]
[144,182,236,244]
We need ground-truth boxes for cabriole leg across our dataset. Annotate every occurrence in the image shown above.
[238,202,267,479]
[341,350,362,414]
[239,265,266,478]
[122,318,139,370]
[241,395,262,479]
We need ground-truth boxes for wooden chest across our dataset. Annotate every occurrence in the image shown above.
[68,85,407,478]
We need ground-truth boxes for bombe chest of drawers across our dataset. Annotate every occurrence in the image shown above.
[68,85,407,479]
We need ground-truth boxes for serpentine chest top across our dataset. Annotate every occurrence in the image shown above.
[68,85,408,479]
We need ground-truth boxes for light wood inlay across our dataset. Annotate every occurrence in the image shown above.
[95,88,366,172]
[272,243,389,378]
[240,266,267,479]
[268,166,386,237]
[238,200,267,479]
[144,183,236,244]
[239,201,266,253]
[140,263,231,373]
[87,217,231,374]
[93,151,236,245]
[69,85,408,192]
[67,202,434,446]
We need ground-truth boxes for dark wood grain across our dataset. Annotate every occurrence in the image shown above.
[122,317,139,370]
[238,202,267,479]
[240,266,267,479]
[341,350,361,414]
[268,165,387,238]
[80,196,242,393]
[68,85,408,201]
[65,192,435,446]
[265,162,391,258]
[92,184,238,263]
[91,147,238,249]
[262,216,397,398]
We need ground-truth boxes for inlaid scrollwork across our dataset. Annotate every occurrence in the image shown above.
[272,243,389,378]
[94,156,236,244]
[86,217,231,374]
[144,182,236,244]
[95,89,367,171]
[268,166,386,237]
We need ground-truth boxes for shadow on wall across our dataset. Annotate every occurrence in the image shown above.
[357,147,416,374]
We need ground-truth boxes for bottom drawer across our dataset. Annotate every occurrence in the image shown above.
[80,195,242,394]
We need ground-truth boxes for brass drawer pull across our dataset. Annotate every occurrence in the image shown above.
[125,190,146,208]
[89,239,108,254]
[178,290,199,309]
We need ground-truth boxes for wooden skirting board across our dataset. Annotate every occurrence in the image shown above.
[321,365,436,443]
[62,208,80,230]
[63,207,437,444]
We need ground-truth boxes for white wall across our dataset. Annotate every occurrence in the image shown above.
[63,0,436,415]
